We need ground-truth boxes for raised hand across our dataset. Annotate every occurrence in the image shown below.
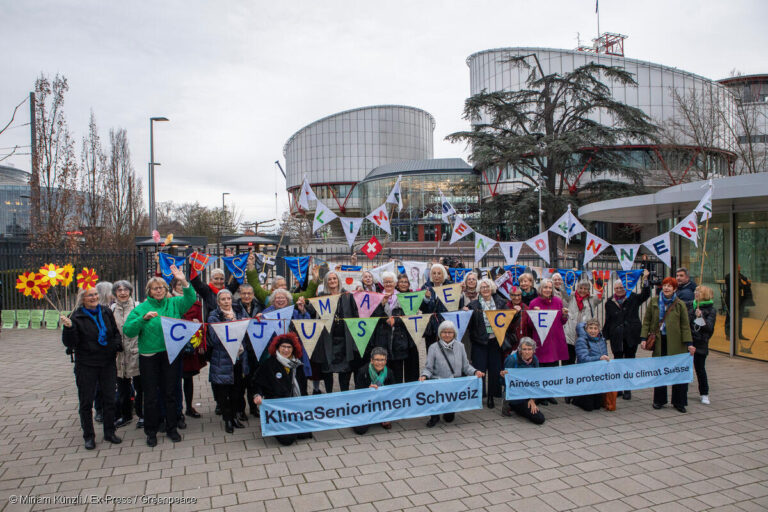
[170,265,186,285]
[247,251,256,271]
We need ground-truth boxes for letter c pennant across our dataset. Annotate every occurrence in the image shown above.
[161,317,201,364]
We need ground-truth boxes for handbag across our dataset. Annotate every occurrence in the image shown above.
[645,299,678,351]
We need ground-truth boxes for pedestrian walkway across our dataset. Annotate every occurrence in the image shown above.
[0,329,767,511]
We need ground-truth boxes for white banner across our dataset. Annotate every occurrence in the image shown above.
[583,232,610,266]
[298,176,317,210]
[474,233,497,262]
[549,207,586,244]
[695,185,713,222]
[312,200,338,232]
[386,175,403,212]
[439,190,456,223]
[612,244,640,271]
[449,216,474,244]
[527,310,559,344]
[526,233,550,264]
[643,232,673,269]
[366,203,392,234]
[671,211,699,247]
[498,242,524,266]
[210,319,250,364]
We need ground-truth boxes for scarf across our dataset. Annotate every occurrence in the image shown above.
[693,299,713,309]
[480,296,495,335]
[83,306,107,346]
[275,353,302,397]
[438,339,455,351]
[368,364,388,386]
[574,293,587,311]
[521,288,535,299]
[464,288,478,302]
[613,293,627,306]
[208,282,221,295]
[659,293,677,335]
[384,290,399,316]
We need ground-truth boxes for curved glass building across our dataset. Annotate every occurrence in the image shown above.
[0,165,30,237]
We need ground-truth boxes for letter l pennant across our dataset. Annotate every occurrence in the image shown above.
[210,319,250,364]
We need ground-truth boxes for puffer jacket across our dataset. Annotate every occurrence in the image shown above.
[574,323,608,363]
[564,293,601,345]
[207,305,250,385]
[112,300,139,378]
[689,303,716,356]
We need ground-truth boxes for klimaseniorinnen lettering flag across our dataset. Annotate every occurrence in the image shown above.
[158,253,186,285]
[312,200,338,232]
[612,244,640,271]
[161,317,201,364]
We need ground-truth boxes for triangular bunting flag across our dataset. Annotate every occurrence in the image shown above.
[583,232,610,266]
[353,291,385,318]
[307,294,340,333]
[222,253,249,284]
[612,244,640,271]
[312,200,338,232]
[526,233,551,264]
[397,291,426,315]
[592,269,611,299]
[188,252,217,273]
[161,317,201,364]
[643,232,673,268]
[338,217,364,247]
[440,310,473,341]
[402,261,427,289]
[556,269,583,296]
[498,242,524,266]
[292,319,324,358]
[344,318,379,356]
[385,175,403,212]
[447,268,472,283]
[439,190,456,223]
[369,261,395,284]
[671,211,700,247]
[527,310,559,344]
[433,283,463,312]
[616,269,644,295]
[285,256,311,286]
[549,206,586,244]
[209,319,250,364]
[263,305,295,334]
[366,203,391,234]
[402,314,430,346]
[474,233,497,262]
[484,310,515,347]
[246,319,280,360]
[158,253,186,285]
[449,216,474,244]
[695,184,713,222]
[298,176,317,210]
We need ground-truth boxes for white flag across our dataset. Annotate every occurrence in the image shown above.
[338,217,363,247]
[298,176,317,210]
[312,200,338,232]
[498,242,524,266]
[549,206,586,244]
[386,175,403,212]
[695,184,713,222]
[526,233,551,264]
[402,261,428,288]
[369,261,396,284]
[210,319,250,364]
[671,211,699,247]
[439,190,456,223]
[366,203,391,234]
[583,232,610,266]
[527,310,559,344]
[449,216,474,244]
[612,244,640,271]
[474,233,497,262]
[292,319,324,357]
[263,305,295,334]
[643,232,673,269]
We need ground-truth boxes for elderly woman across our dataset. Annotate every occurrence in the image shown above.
[235,283,262,419]
[690,285,716,405]
[111,281,141,429]
[518,273,538,306]
[500,338,545,425]
[190,267,240,318]
[641,277,694,413]
[169,277,206,421]
[246,252,320,306]
[360,271,380,292]
[252,333,312,446]
[395,273,422,381]
[528,278,569,405]
[467,278,507,409]
[353,347,395,434]
[61,287,123,449]
[505,286,532,356]
[419,321,484,427]
[572,319,610,411]
[207,289,250,433]
[564,280,601,366]
[123,265,195,447]
[422,263,462,348]
[602,270,650,400]
[461,272,480,304]
[396,273,412,293]
[551,273,568,301]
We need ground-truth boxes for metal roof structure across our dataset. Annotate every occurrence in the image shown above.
[363,158,474,181]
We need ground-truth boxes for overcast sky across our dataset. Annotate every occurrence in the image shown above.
[2,0,766,230]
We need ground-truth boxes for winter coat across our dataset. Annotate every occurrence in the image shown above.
[123,285,196,355]
[181,300,207,375]
[190,274,240,320]
[252,355,306,399]
[574,323,608,363]
[245,269,319,306]
[676,280,697,311]
[564,293,601,345]
[421,340,476,379]
[602,283,651,355]
[369,299,412,362]
[504,302,533,355]
[354,364,396,389]
[527,295,569,364]
[520,287,538,306]
[689,303,716,356]
[502,352,539,406]
[62,306,122,367]
[467,295,509,347]
[640,295,693,357]
[207,305,250,385]
[111,300,140,378]
[307,292,360,373]
[421,280,463,348]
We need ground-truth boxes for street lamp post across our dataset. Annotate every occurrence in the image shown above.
[220,192,230,252]
[149,116,169,234]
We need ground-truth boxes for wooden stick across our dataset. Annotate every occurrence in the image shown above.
[698,217,710,286]
[43,295,61,314]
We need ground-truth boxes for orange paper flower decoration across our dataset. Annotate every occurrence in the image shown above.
[77,267,99,290]
[61,264,75,287]
[39,263,65,286]
[16,272,49,297]
[30,276,51,300]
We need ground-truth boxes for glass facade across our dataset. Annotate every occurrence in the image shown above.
[0,184,30,236]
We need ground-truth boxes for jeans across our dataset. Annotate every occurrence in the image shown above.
[139,353,181,436]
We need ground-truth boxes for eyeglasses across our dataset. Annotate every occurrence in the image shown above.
[372,357,387,362]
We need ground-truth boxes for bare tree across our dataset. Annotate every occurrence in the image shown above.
[0,97,28,162]
[279,210,313,251]
[104,127,144,247]
[722,98,767,175]
[80,111,107,242]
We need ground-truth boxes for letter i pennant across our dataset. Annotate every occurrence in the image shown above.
[344,318,379,356]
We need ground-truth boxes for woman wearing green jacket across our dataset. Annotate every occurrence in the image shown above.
[640,277,694,413]
[123,265,196,447]
[245,252,319,305]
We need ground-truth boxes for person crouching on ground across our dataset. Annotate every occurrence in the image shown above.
[353,346,395,434]
[572,319,610,412]
[500,337,545,425]
[419,320,484,428]
[252,333,312,446]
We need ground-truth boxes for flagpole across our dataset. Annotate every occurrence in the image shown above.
[698,217,710,286]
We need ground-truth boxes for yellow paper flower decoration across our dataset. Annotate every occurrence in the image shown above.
[16,272,49,298]
[38,263,65,286]
[60,263,75,287]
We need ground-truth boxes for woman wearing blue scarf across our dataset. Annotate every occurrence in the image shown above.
[62,287,123,450]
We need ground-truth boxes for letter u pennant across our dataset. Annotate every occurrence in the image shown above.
[161,317,202,364]
[292,319,324,358]
[344,318,379,356]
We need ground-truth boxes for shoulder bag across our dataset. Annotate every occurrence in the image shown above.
[645,299,678,351]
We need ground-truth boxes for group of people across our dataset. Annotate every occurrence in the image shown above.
[61,255,715,449]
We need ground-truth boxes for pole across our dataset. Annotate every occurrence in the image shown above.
[149,120,155,233]
[29,92,38,234]
[698,217,710,286]
[538,177,543,233]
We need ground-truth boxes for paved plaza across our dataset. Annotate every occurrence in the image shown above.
[0,328,767,512]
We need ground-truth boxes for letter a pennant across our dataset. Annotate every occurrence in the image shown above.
[312,200,338,232]
[671,211,699,247]
[583,232,610,266]
[403,314,430,346]
[366,203,391,234]
[643,232,672,268]
[527,310,559,345]
[353,291,385,318]
[307,294,340,332]
[484,310,514,347]
[474,233,497,262]
[612,244,640,271]
[292,319,324,357]
[526,233,551,264]
[449,216,474,244]
[210,319,250,364]
[161,317,201,364]
[338,217,364,247]
[344,318,380,356]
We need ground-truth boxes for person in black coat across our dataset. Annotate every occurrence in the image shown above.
[353,347,396,435]
[689,285,717,405]
[467,278,508,409]
[252,333,311,446]
[602,271,650,400]
[235,283,263,419]
[422,263,463,348]
[61,287,124,449]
